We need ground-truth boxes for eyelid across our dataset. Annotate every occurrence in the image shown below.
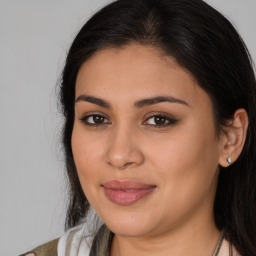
[78,111,177,127]
[142,113,178,127]
[79,111,110,120]
[79,112,111,126]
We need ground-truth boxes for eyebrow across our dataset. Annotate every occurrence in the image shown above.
[75,95,111,108]
[134,96,189,108]
[75,95,189,108]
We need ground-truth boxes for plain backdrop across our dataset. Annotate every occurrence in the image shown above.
[0,1,255,255]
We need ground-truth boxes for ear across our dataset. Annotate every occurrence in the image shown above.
[219,108,249,167]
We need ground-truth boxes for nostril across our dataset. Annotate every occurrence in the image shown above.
[106,159,133,169]
[105,135,145,169]
[123,162,135,168]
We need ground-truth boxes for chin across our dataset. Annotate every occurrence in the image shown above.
[100,210,158,237]
[107,222,152,237]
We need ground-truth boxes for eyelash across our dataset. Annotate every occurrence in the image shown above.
[80,114,111,127]
[143,115,177,127]
[80,114,177,128]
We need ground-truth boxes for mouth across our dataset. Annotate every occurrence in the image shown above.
[102,180,156,206]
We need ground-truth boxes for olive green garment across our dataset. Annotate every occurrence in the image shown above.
[19,238,59,256]
[18,225,113,256]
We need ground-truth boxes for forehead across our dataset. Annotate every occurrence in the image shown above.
[75,44,210,109]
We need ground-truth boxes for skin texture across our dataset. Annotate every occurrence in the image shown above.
[71,44,248,256]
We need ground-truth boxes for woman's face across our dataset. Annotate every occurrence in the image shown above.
[72,44,222,238]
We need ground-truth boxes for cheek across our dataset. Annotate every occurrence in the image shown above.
[147,119,220,196]
[71,125,105,189]
[71,129,107,216]
[145,128,220,225]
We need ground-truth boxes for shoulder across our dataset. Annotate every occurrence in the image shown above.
[19,224,111,256]
[19,238,59,256]
[19,224,92,256]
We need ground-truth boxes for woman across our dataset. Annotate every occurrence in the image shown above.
[21,0,256,255]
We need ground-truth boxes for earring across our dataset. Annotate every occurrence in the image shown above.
[227,156,232,164]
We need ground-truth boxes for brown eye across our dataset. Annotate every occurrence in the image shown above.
[81,114,110,126]
[144,115,177,127]
[93,115,105,124]
[154,116,167,125]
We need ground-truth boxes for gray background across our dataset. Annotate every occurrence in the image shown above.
[0,1,255,255]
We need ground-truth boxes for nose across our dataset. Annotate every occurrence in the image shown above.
[105,125,144,170]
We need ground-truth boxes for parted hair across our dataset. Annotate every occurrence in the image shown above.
[59,0,256,255]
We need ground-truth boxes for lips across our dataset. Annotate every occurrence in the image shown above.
[102,180,156,206]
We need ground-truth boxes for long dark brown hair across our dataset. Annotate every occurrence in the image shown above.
[59,0,256,255]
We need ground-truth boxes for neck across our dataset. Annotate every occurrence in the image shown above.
[110,215,221,256]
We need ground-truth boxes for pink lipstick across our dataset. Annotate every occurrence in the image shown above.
[102,180,156,206]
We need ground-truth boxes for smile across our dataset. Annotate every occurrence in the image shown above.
[102,180,156,206]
